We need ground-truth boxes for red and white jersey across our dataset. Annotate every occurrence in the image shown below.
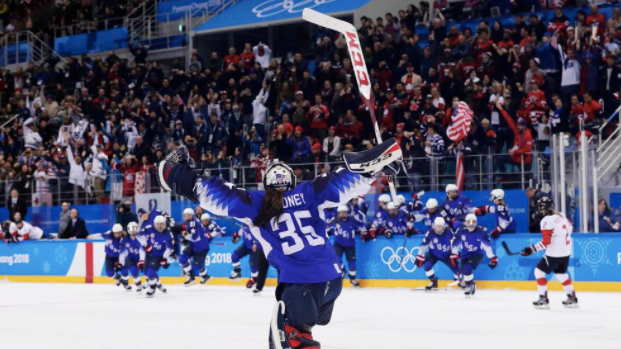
[537,213,572,257]
[9,221,44,241]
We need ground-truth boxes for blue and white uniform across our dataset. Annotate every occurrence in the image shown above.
[179,217,210,279]
[349,198,369,223]
[487,203,516,233]
[119,237,145,282]
[231,225,260,279]
[381,211,412,236]
[101,230,128,280]
[452,226,496,283]
[140,209,171,231]
[138,225,173,290]
[327,215,365,280]
[414,207,449,230]
[441,195,474,229]
[417,227,460,279]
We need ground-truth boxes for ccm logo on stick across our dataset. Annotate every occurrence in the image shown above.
[346,32,369,88]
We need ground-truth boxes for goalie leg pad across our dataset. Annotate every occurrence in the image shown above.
[343,137,402,176]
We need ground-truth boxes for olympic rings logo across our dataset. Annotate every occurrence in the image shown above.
[381,246,421,273]
[252,0,338,18]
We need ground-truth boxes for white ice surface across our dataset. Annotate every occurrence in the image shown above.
[0,282,620,349]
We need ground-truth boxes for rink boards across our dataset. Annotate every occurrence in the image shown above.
[1,233,620,291]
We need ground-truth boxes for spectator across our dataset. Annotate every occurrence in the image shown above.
[253,43,272,69]
[288,126,311,163]
[59,202,71,235]
[116,199,139,231]
[60,208,88,239]
[596,198,620,232]
[6,188,27,222]
[323,126,342,161]
[498,102,533,173]
[252,86,269,140]
[308,94,330,140]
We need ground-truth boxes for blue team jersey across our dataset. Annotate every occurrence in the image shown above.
[240,226,258,250]
[140,209,170,231]
[418,228,454,259]
[349,200,369,223]
[382,211,411,235]
[441,195,474,221]
[491,203,516,232]
[327,216,365,247]
[121,237,144,262]
[203,221,224,238]
[192,168,373,283]
[415,208,449,230]
[408,199,424,215]
[184,217,210,252]
[452,226,495,259]
[370,208,389,231]
[324,208,337,224]
[139,227,173,258]
[103,231,124,257]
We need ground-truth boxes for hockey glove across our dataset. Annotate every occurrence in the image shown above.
[415,255,425,268]
[114,262,123,272]
[137,260,145,270]
[232,232,240,244]
[475,205,489,216]
[521,245,536,256]
[450,254,460,267]
[406,227,415,237]
[490,227,503,239]
[488,257,498,269]
[384,230,393,239]
[145,244,153,253]
[160,258,170,269]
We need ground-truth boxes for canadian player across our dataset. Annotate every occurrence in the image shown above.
[521,197,578,309]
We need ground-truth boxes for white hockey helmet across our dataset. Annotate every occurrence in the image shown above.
[263,159,296,191]
[127,222,139,236]
[396,195,406,206]
[201,213,211,223]
[387,202,398,216]
[183,208,195,221]
[112,223,123,233]
[446,183,459,196]
[433,217,446,234]
[490,189,504,202]
[465,213,477,231]
[337,205,349,213]
[426,198,438,210]
[379,194,391,204]
[154,215,167,232]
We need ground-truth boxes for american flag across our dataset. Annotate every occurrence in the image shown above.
[446,101,473,142]
[447,101,472,190]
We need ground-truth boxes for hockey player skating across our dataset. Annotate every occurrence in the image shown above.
[475,189,516,238]
[521,197,578,309]
[451,214,498,297]
[415,217,461,290]
[156,136,402,349]
[326,205,365,288]
[414,198,449,231]
[138,215,173,298]
[442,184,474,229]
[230,225,260,288]
[87,224,131,290]
[119,222,145,292]
[200,213,224,239]
[179,209,211,286]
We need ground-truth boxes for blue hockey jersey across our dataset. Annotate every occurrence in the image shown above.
[418,228,454,259]
[240,225,259,250]
[203,220,224,238]
[140,209,171,231]
[102,231,124,257]
[381,211,411,235]
[349,199,369,223]
[370,208,389,231]
[408,199,424,216]
[139,227,173,258]
[490,203,516,232]
[120,237,145,264]
[327,216,365,247]
[451,226,495,259]
[183,217,210,252]
[192,168,373,283]
[414,207,450,230]
[441,195,474,222]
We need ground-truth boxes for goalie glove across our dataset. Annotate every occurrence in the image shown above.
[343,137,403,176]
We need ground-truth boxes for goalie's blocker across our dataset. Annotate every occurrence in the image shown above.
[343,137,403,176]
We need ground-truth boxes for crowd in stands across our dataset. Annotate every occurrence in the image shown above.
[1,2,621,211]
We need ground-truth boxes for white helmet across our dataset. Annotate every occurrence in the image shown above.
[446,184,459,195]
[201,213,211,222]
[263,159,296,191]
[433,217,445,234]
[379,194,391,204]
[127,222,139,235]
[387,202,397,210]
[154,215,167,232]
[112,223,123,233]
[426,198,438,210]
[396,195,406,206]
[490,189,504,202]
[183,208,194,221]
[337,205,349,213]
[465,213,477,231]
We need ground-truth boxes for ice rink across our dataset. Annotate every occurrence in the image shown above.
[1,282,620,349]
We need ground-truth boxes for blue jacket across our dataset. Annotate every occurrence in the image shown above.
[287,136,311,160]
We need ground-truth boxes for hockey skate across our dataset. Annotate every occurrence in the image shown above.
[135,281,142,292]
[146,286,156,298]
[269,301,321,349]
[350,279,360,288]
[184,275,196,287]
[464,282,476,298]
[425,277,438,291]
[253,289,262,296]
[562,292,579,308]
[200,274,211,284]
[246,277,257,288]
[114,274,121,287]
[533,293,550,309]
[157,283,167,293]
[121,279,132,291]
[229,270,242,281]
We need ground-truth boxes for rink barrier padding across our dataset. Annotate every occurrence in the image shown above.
[1,233,620,292]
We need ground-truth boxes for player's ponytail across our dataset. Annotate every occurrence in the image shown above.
[497,199,506,206]
[253,188,284,227]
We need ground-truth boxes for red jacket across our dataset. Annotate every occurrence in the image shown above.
[500,109,533,164]
[307,104,330,130]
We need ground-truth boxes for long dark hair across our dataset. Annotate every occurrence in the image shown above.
[253,188,284,227]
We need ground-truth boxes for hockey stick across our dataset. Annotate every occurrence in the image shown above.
[501,241,521,256]
[303,8,399,200]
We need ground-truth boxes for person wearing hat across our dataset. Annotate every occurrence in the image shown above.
[310,142,328,169]
[287,126,311,163]
[600,54,621,113]
[496,101,534,179]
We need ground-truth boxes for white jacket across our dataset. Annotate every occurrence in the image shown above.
[66,145,86,187]
[23,117,43,149]
[323,136,342,157]
[252,88,269,125]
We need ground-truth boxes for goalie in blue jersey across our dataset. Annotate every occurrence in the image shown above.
[156,138,402,349]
